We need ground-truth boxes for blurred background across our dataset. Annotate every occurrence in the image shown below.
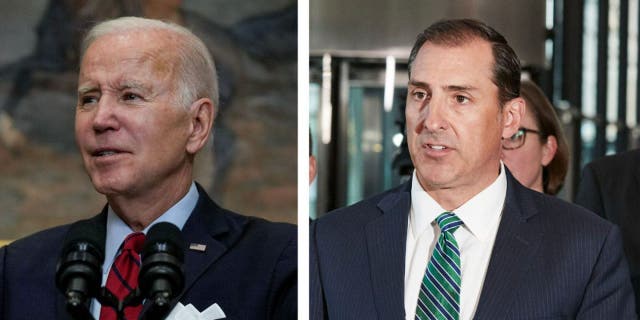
[0,0,297,242]
[310,0,638,218]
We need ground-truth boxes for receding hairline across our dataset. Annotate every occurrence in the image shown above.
[409,38,497,84]
[410,35,495,72]
[79,16,219,108]
[82,28,184,70]
[80,18,200,80]
[79,28,185,97]
[408,19,521,105]
[414,36,495,59]
[424,29,485,47]
[81,17,193,58]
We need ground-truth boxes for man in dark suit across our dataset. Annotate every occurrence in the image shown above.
[310,19,636,319]
[576,148,640,314]
[0,17,295,319]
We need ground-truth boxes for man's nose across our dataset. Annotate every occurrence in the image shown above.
[91,97,120,133]
[419,97,449,132]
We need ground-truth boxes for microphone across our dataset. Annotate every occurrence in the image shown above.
[139,222,185,316]
[55,220,105,319]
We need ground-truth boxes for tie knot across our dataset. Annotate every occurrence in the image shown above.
[122,232,145,254]
[435,212,462,233]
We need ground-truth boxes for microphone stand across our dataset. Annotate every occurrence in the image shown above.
[65,286,144,320]
[64,289,94,320]
[97,287,144,320]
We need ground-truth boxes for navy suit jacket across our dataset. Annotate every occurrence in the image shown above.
[310,171,636,319]
[0,184,297,319]
[576,148,640,314]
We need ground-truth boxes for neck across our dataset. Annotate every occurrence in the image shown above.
[421,166,500,212]
[107,173,193,232]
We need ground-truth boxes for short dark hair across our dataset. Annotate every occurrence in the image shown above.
[408,19,521,106]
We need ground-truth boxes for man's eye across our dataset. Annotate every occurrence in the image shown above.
[413,91,428,100]
[455,95,469,104]
[80,96,98,105]
[123,93,140,101]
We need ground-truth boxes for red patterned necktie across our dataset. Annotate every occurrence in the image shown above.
[100,232,146,320]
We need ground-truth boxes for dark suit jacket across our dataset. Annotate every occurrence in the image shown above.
[0,184,296,319]
[311,171,636,319]
[576,148,640,314]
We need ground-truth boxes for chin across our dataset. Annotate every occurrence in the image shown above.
[92,183,122,196]
[416,170,455,189]
[423,178,454,190]
[89,174,131,196]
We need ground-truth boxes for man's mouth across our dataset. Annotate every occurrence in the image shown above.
[427,144,447,150]
[92,149,124,157]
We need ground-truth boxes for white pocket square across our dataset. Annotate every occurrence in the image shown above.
[165,302,226,320]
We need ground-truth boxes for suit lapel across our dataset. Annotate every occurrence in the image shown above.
[179,204,235,298]
[365,183,411,319]
[141,184,244,317]
[473,173,544,319]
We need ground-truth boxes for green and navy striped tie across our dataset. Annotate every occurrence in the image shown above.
[415,212,463,320]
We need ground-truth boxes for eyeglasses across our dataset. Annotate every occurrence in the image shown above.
[501,127,541,150]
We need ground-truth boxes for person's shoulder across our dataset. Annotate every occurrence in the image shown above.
[587,148,640,172]
[243,215,296,246]
[216,205,295,240]
[208,205,296,263]
[526,188,615,235]
[5,223,71,253]
[1,223,73,273]
[313,182,409,232]
[194,183,295,241]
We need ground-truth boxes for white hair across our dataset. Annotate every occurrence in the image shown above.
[81,16,219,109]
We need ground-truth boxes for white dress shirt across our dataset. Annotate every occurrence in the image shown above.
[404,164,507,320]
[90,182,199,318]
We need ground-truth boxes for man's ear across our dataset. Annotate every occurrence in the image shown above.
[501,97,525,139]
[186,98,215,155]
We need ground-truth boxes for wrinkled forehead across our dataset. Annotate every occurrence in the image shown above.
[83,27,182,56]
[81,29,179,67]
[81,29,179,75]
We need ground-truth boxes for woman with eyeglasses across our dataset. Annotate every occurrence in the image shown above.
[501,80,569,195]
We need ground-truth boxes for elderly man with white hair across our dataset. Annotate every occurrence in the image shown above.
[0,16,296,320]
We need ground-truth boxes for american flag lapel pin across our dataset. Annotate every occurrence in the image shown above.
[189,243,207,252]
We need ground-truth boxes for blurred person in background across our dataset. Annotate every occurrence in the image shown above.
[501,80,569,195]
[577,148,640,314]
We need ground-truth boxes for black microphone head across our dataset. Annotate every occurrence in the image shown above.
[143,222,185,261]
[61,220,105,261]
[55,219,105,307]
[140,222,186,310]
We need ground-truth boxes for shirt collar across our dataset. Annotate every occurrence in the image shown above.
[104,182,199,268]
[455,163,507,242]
[410,162,507,242]
[410,173,445,239]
